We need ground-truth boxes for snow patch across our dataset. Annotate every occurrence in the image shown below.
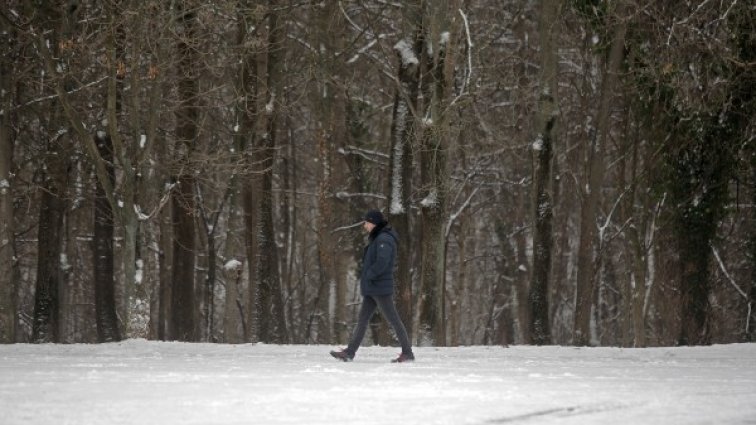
[135,259,144,284]
[393,39,419,67]
[532,134,544,151]
[420,189,438,208]
[139,135,146,149]
[60,253,71,272]
[224,259,243,271]
[440,31,451,46]
[134,204,149,221]
[390,102,408,215]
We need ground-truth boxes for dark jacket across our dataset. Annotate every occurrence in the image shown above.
[360,224,398,296]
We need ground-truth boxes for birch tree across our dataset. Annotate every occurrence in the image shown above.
[387,0,424,340]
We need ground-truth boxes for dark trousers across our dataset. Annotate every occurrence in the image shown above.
[346,294,413,356]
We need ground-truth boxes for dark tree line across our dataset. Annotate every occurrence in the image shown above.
[0,0,753,347]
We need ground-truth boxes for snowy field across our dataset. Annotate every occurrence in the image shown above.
[1,340,755,425]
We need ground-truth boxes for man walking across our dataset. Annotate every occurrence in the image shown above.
[330,210,415,363]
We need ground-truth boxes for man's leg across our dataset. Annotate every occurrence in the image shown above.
[374,294,413,355]
[345,295,377,356]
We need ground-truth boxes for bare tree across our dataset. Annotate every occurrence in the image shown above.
[572,1,628,346]
[528,0,561,346]
[255,0,288,344]
[750,157,756,341]
[387,1,423,340]
[170,1,200,342]
[29,2,79,344]
[93,133,121,342]
[0,11,16,343]
[417,0,460,346]
[309,1,350,344]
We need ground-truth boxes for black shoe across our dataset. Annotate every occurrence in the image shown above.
[330,349,354,362]
[391,352,415,363]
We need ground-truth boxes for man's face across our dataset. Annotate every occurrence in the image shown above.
[363,220,375,233]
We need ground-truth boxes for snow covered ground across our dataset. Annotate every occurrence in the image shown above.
[1,340,755,425]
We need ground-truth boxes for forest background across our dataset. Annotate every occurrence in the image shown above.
[0,0,753,348]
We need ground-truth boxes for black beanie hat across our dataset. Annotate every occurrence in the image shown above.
[364,209,386,225]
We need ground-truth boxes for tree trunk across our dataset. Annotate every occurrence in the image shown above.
[624,117,656,348]
[417,0,457,346]
[156,139,173,341]
[27,0,76,344]
[281,108,298,342]
[102,1,141,339]
[494,220,517,345]
[223,34,249,342]
[32,135,69,343]
[170,173,197,342]
[237,0,262,343]
[749,156,756,342]
[310,0,349,345]
[528,0,560,346]
[170,4,199,342]
[255,0,288,344]
[197,182,233,342]
[93,133,121,342]
[573,5,628,346]
[673,132,733,346]
[222,193,245,343]
[0,41,15,343]
[388,25,422,339]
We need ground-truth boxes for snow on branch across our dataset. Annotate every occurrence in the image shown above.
[331,221,364,233]
[133,204,150,221]
[11,76,108,112]
[448,9,474,108]
[338,145,389,163]
[711,245,748,300]
[446,187,480,238]
[335,192,386,200]
[223,259,243,272]
[666,0,714,45]
[348,38,381,64]
[598,189,629,247]
[458,8,473,96]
